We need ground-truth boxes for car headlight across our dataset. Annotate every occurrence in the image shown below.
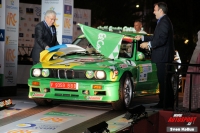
[85,71,95,79]
[42,69,50,77]
[95,71,106,79]
[33,68,41,77]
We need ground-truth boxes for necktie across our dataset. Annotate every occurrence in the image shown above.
[157,19,160,24]
[50,26,53,35]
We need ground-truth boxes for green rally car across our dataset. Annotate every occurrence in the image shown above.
[28,25,160,110]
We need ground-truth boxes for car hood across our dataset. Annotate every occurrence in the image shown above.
[39,44,133,69]
[40,55,134,70]
[40,44,86,62]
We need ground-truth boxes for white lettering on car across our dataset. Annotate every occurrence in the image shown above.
[96,33,106,52]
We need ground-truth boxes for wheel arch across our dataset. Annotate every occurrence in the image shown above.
[112,71,134,110]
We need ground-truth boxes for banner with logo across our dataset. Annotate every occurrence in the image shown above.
[73,8,91,41]
[0,0,5,86]
[41,0,73,44]
[78,24,124,59]
[0,0,5,81]
[1,0,19,86]
[62,0,73,44]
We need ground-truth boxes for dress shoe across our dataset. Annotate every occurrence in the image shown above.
[150,103,163,108]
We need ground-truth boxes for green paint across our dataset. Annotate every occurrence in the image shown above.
[45,111,84,117]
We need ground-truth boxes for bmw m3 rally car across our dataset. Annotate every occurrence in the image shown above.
[28,24,161,110]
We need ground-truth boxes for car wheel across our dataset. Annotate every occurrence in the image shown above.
[112,73,133,110]
[33,98,53,106]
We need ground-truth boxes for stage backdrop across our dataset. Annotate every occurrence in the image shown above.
[18,3,41,57]
[73,8,91,41]
[0,0,19,87]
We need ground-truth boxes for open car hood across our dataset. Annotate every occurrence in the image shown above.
[40,44,86,63]
[38,43,129,69]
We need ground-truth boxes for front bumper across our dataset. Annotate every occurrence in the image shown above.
[28,78,120,102]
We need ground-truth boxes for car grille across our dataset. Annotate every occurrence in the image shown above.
[49,69,87,79]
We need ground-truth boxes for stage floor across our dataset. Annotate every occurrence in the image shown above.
[0,88,193,133]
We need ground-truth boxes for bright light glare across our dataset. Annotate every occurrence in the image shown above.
[96,71,105,79]
[33,69,41,77]
[184,39,189,44]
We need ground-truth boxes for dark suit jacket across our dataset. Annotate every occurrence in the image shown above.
[31,21,59,63]
[144,15,175,63]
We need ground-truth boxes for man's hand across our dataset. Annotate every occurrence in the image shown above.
[134,35,142,40]
[140,42,149,49]
[45,46,50,49]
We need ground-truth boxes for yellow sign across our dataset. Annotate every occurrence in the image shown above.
[7,12,17,26]
[64,18,71,28]
[6,129,38,133]
[6,49,16,62]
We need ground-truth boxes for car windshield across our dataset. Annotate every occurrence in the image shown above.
[72,37,134,58]
[73,38,100,54]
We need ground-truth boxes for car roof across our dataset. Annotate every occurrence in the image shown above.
[78,26,147,38]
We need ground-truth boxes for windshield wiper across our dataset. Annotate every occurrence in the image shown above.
[66,51,86,56]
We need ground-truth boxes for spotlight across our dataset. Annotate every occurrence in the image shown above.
[124,105,145,120]
[123,105,154,129]
[84,121,109,133]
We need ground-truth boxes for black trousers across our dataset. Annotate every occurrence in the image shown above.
[156,62,174,108]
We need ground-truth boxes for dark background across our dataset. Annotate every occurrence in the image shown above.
[19,0,200,63]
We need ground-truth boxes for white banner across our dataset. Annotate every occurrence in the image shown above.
[0,0,5,86]
[0,0,5,28]
[3,0,19,86]
[62,0,74,44]
[73,8,91,41]
[41,0,74,44]
[0,0,5,77]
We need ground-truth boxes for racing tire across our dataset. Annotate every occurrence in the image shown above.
[33,98,53,106]
[112,73,133,110]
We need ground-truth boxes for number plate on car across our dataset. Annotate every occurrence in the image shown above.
[50,82,78,90]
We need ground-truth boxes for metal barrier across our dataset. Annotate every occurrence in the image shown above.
[166,63,200,112]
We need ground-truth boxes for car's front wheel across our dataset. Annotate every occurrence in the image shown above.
[33,98,53,106]
[112,73,133,110]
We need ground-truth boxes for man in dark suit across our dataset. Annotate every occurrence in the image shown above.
[31,10,59,65]
[135,2,175,109]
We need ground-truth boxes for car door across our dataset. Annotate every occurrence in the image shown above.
[135,60,158,92]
